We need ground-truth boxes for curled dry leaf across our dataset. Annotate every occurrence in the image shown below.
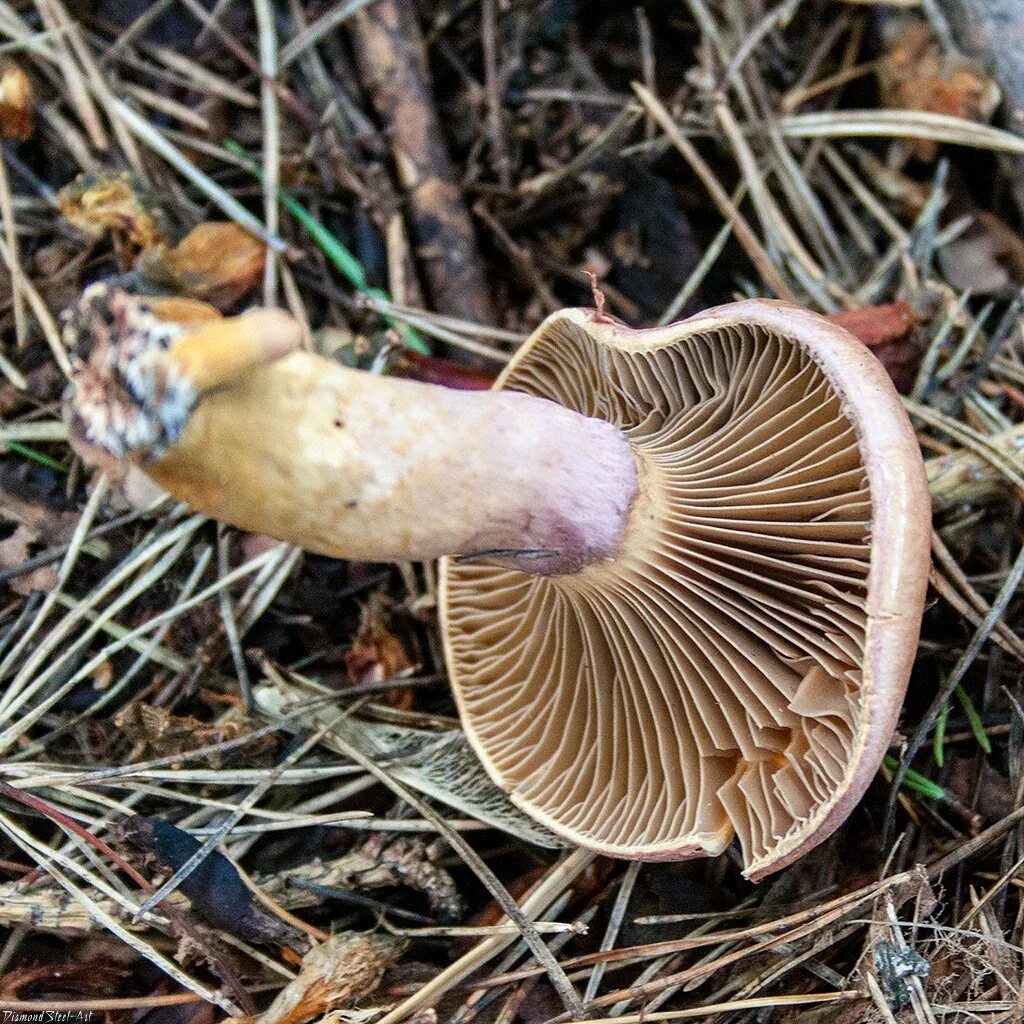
[0,478,92,596]
[140,222,267,310]
[113,702,268,766]
[853,149,1024,294]
[937,210,1024,294]
[878,19,1000,160]
[246,933,404,1024]
[0,524,58,595]
[59,172,168,251]
[0,65,32,141]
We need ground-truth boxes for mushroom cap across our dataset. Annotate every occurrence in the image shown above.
[439,300,930,879]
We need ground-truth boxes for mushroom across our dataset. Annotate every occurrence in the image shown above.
[64,284,931,878]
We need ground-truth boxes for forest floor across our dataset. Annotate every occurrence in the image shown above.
[0,1,1023,1022]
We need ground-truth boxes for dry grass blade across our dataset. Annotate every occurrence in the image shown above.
[632,83,799,302]
[779,109,1024,152]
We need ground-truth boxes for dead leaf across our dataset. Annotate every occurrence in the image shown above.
[246,933,404,1024]
[113,702,269,766]
[140,222,267,310]
[345,592,418,707]
[59,171,168,252]
[0,478,93,596]
[878,19,1000,160]
[0,65,33,141]
[0,524,58,595]
[828,302,923,393]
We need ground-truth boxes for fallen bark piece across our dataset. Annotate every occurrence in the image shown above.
[348,1,495,326]
[249,933,404,1024]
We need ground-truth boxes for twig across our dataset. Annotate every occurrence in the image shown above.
[632,83,799,302]
[348,0,495,325]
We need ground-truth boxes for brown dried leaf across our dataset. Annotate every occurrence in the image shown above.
[0,524,58,595]
[879,19,1000,160]
[345,592,418,706]
[59,172,168,250]
[141,222,267,310]
[0,65,33,141]
[247,933,404,1024]
[828,302,923,393]
[113,702,268,766]
[0,477,91,596]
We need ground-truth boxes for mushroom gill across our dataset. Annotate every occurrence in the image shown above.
[441,301,929,879]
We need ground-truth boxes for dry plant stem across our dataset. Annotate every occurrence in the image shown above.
[348,0,495,324]
[926,421,1024,510]
[66,294,636,575]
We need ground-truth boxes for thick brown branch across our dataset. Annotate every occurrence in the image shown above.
[349,0,496,326]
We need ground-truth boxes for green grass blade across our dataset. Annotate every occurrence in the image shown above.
[934,701,949,768]
[884,755,946,801]
[223,140,429,355]
[5,440,67,473]
[955,684,992,754]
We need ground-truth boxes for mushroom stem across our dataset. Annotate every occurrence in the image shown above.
[148,361,638,574]
[65,289,638,575]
